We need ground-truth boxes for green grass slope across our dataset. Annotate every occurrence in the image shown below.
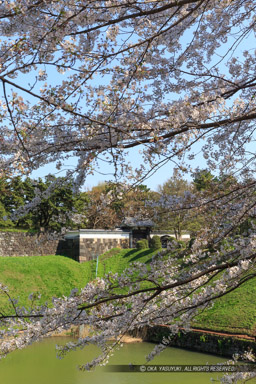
[95,249,256,336]
[0,249,156,311]
[0,249,255,336]
[192,277,256,336]
[91,247,156,276]
[0,255,95,310]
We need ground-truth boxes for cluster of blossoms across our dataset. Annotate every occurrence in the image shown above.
[0,0,255,185]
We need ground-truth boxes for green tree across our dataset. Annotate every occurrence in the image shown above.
[193,170,216,192]
[28,176,88,231]
[0,202,13,228]
[0,176,88,231]
[0,176,34,228]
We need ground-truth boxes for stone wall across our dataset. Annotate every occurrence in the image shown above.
[131,326,256,358]
[0,231,68,257]
[65,229,131,262]
[79,237,129,262]
[0,230,131,261]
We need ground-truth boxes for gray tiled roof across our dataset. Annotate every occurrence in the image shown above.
[121,217,154,228]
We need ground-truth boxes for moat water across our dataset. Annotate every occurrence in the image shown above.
[0,337,254,384]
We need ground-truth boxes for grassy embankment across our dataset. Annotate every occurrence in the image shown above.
[0,248,255,336]
[0,248,155,310]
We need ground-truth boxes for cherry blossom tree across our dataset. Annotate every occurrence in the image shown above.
[0,1,256,381]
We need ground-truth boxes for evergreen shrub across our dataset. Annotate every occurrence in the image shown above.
[149,235,162,250]
[136,239,149,250]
